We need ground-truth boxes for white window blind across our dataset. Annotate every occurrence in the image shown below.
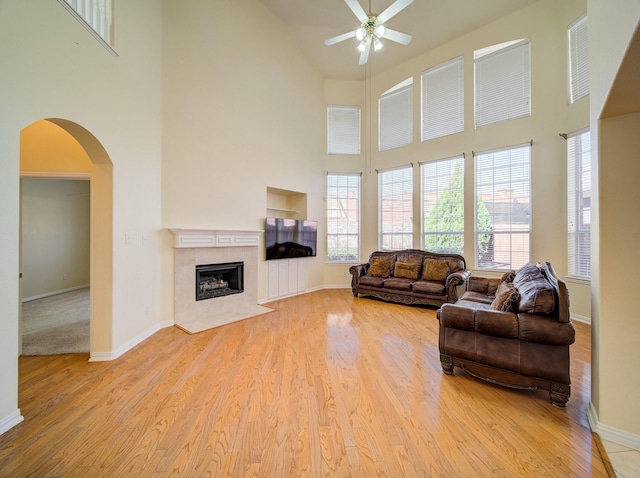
[57,0,116,55]
[474,39,530,128]
[475,144,531,270]
[421,156,464,254]
[327,173,360,262]
[379,80,413,151]
[421,56,464,141]
[379,166,414,250]
[568,14,589,103]
[567,129,591,278]
[327,105,361,155]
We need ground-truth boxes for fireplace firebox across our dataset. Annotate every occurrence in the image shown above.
[195,261,244,301]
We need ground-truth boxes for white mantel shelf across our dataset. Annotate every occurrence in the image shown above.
[169,229,263,248]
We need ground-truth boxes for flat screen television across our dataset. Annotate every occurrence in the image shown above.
[265,217,317,260]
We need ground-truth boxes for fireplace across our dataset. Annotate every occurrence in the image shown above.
[195,261,244,301]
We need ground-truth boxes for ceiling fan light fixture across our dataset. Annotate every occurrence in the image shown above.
[324,0,414,65]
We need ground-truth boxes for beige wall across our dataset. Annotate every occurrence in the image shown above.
[589,0,640,443]
[21,179,90,299]
[0,0,164,427]
[21,120,94,173]
[323,0,592,319]
[160,0,326,304]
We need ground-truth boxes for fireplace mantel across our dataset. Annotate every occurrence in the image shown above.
[169,229,263,249]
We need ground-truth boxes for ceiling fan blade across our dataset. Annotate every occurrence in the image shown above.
[344,0,368,22]
[358,37,372,65]
[382,28,412,45]
[378,0,414,24]
[325,30,357,46]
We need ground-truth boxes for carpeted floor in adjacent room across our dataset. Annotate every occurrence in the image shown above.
[21,288,90,355]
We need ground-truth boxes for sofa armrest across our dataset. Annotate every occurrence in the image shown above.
[349,263,368,278]
[445,270,470,302]
[349,263,368,297]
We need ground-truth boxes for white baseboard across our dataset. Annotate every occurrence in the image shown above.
[571,313,591,324]
[89,320,174,362]
[22,284,90,303]
[588,401,640,450]
[0,409,24,436]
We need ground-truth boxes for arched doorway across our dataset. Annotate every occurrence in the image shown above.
[19,119,113,358]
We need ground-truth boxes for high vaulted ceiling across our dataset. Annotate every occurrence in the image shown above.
[258,0,539,80]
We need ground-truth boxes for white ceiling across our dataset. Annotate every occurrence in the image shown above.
[258,0,540,80]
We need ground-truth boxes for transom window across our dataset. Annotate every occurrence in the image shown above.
[568,14,589,103]
[474,39,530,128]
[327,105,361,155]
[421,56,464,141]
[379,79,413,151]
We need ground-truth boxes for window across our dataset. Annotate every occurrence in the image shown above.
[474,39,530,128]
[568,14,589,103]
[475,144,531,270]
[379,79,413,151]
[327,174,360,262]
[57,0,116,54]
[421,156,464,254]
[379,166,413,250]
[567,130,591,278]
[327,105,361,155]
[421,56,464,141]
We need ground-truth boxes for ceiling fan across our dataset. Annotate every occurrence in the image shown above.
[325,0,414,65]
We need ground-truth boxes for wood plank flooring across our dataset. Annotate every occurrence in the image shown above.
[0,289,608,477]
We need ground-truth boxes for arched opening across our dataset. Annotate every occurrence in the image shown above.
[19,119,113,357]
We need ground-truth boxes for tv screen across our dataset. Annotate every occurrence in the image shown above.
[265,217,317,260]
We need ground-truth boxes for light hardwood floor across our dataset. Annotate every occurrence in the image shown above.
[0,289,609,477]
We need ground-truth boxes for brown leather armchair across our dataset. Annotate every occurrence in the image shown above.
[437,262,575,407]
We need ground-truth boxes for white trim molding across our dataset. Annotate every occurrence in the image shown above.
[89,321,173,362]
[588,401,640,450]
[0,409,24,436]
[169,229,263,249]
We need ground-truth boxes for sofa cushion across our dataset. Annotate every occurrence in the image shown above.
[359,275,385,287]
[422,258,449,281]
[513,265,556,315]
[394,261,420,280]
[368,256,393,277]
[460,290,494,305]
[490,281,520,312]
[383,277,413,291]
[412,280,445,295]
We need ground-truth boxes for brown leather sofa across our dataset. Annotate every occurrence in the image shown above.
[437,262,575,407]
[349,249,470,307]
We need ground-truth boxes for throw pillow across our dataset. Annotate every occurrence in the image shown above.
[368,257,392,277]
[421,258,449,281]
[490,281,521,312]
[394,262,420,280]
[513,264,556,315]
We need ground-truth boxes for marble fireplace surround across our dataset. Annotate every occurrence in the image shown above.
[170,229,273,334]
